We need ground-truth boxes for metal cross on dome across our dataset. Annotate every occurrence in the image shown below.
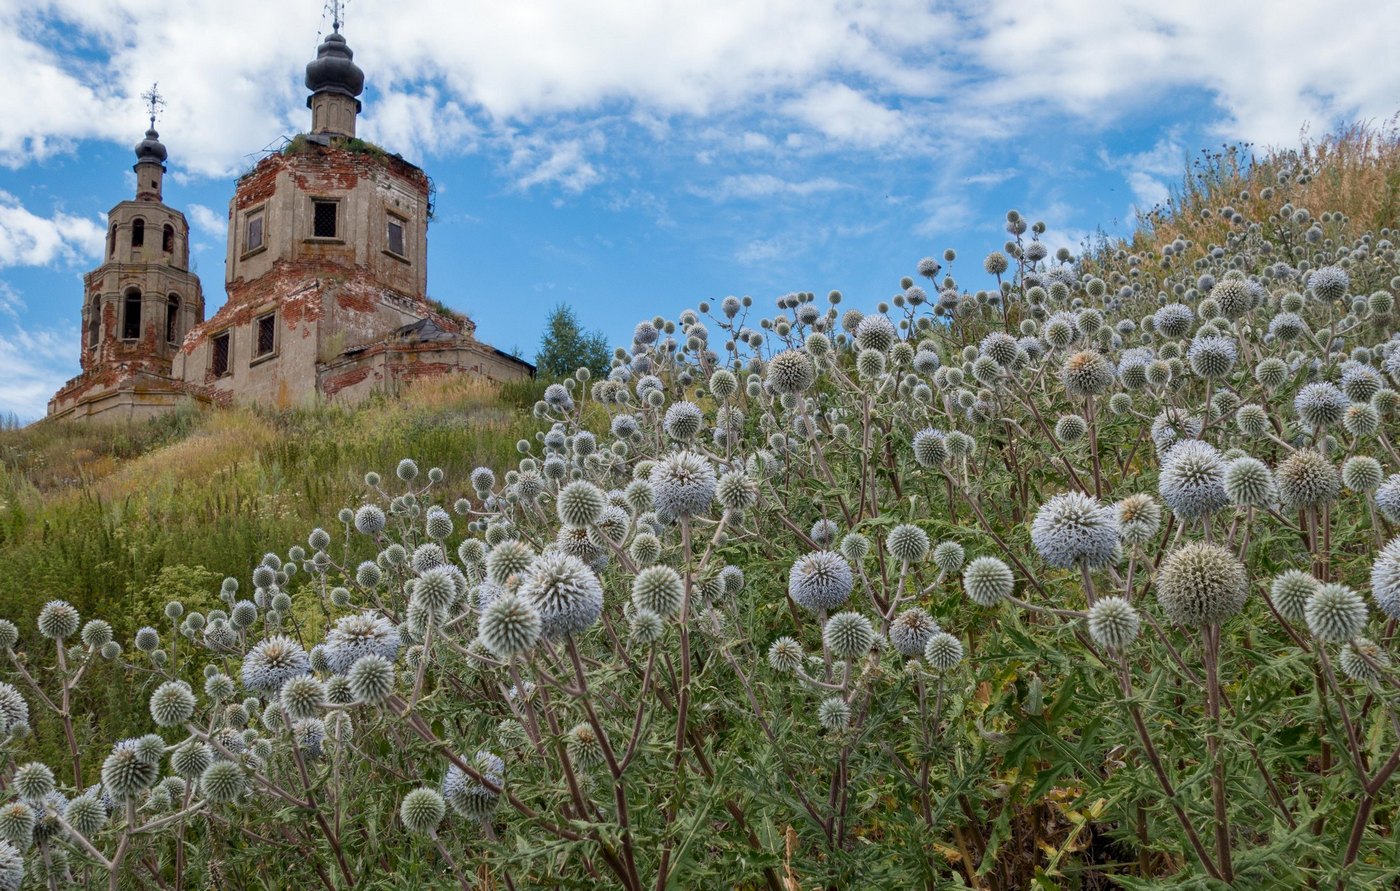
[324,0,348,32]
[141,83,165,130]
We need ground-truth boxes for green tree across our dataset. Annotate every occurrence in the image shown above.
[535,303,611,379]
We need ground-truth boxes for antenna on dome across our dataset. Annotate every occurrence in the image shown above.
[324,0,346,33]
[141,83,165,130]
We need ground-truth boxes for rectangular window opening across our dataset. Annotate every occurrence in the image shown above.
[255,313,276,359]
[313,201,338,238]
[122,295,142,340]
[245,214,264,253]
[212,332,230,377]
[387,218,405,257]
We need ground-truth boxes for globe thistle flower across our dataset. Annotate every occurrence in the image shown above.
[1255,357,1290,390]
[1294,382,1349,430]
[1088,597,1141,650]
[518,551,605,638]
[1031,492,1119,569]
[912,428,948,468]
[230,601,257,629]
[979,332,1018,368]
[890,608,940,657]
[37,600,79,640]
[413,566,459,616]
[823,612,875,660]
[1339,638,1391,684]
[13,762,54,802]
[1115,494,1162,547]
[1150,410,1202,455]
[1268,311,1307,341]
[628,532,663,567]
[354,504,386,536]
[346,654,396,704]
[200,760,246,803]
[0,683,26,737]
[0,620,16,652]
[410,542,448,575]
[854,314,897,353]
[1158,439,1229,519]
[1275,449,1340,510]
[557,481,607,528]
[963,556,1015,606]
[1305,583,1367,642]
[818,697,852,731]
[1055,414,1088,443]
[1155,542,1249,627]
[443,751,504,822]
[1369,537,1400,619]
[1210,278,1255,319]
[1343,402,1380,437]
[0,839,20,891]
[887,524,931,563]
[1061,350,1114,397]
[566,722,606,770]
[787,551,854,614]
[933,540,966,574]
[664,401,704,441]
[1223,456,1277,507]
[1234,404,1270,437]
[150,681,196,727]
[651,450,718,519]
[323,612,401,675]
[1153,303,1195,339]
[0,802,33,850]
[478,593,543,659]
[629,608,664,645]
[80,619,113,649]
[64,793,106,837]
[1377,475,1400,524]
[631,566,684,618]
[398,788,447,836]
[486,539,536,586]
[1339,456,1383,495]
[809,519,839,547]
[766,350,817,394]
[1187,335,1237,379]
[839,532,871,564]
[241,636,311,692]
[279,675,326,721]
[716,470,759,512]
[102,740,159,799]
[1309,265,1350,301]
[767,636,804,672]
[924,632,964,671]
[167,740,212,781]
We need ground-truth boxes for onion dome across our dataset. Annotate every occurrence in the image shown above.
[305,31,365,100]
[134,128,167,165]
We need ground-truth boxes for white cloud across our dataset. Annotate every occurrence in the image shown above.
[0,321,76,422]
[186,203,226,238]
[698,174,847,201]
[1099,132,1188,213]
[783,83,907,147]
[509,135,603,193]
[0,191,105,269]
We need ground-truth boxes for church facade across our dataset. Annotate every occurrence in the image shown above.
[48,27,532,424]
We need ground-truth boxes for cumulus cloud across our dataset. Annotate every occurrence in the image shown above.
[0,192,105,269]
[697,174,848,201]
[186,203,226,238]
[0,320,75,421]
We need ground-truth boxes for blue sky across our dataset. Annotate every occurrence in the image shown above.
[2,0,1397,420]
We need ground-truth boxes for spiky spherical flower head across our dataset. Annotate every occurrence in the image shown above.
[788,551,854,614]
[424,508,453,541]
[651,450,718,519]
[1210,278,1254,319]
[890,608,940,657]
[1255,357,1289,390]
[924,632,963,671]
[1339,638,1391,684]
[200,760,246,804]
[1224,456,1277,507]
[1158,439,1229,519]
[80,619,113,649]
[767,636,804,672]
[1155,542,1249,628]
[855,314,897,353]
[818,696,852,731]
[0,621,16,652]
[1378,475,1400,524]
[631,565,684,618]
[1344,402,1380,438]
[809,519,839,547]
[629,608,664,645]
[840,532,871,564]
[240,635,311,692]
[479,593,543,659]
[565,722,605,770]
[716,470,759,512]
[149,680,196,727]
[102,741,159,799]
[324,612,401,675]
[629,532,663,566]
[0,802,33,849]
[963,556,1014,606]
[1031,492,1119,569]
[1061,350,1114,398]
[1294,382,1349,430]
[443,752,504,822]
[912,428,948,468]
[1275,449,1340,510]
[823,612,874,661]
[979,331,1019,368]
[346,654,396,704]
[1371,537,1400,619]
[279,675,326,721]
[230,601,258,629]
[169,741,212,781]
[1234,404,1269,437]
[767,349,817,394]
[1088,597,1141,650]
[1054,414,1088,443]
[518,552,605,638]
[887,524,931,563]
[1187,335,1237,379]
[1263,569,1315,623]
[486,539,536,587]
[354,504,386,535]
[933,540,965,574]
[663,401,704,441]
[13,762,54,802]
[1305,583,1367,642]
[1113,494,1161,548]
[1309,265,1350,301]
[1153,303,1195,339]
[63,794,105,837]
[37,600,79,640]
[399,788,447,835]
[557,481,607,529]
[0,839,20,891]
[412,566,458,616]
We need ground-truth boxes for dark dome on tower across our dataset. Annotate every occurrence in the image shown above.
[134,128,167,165]
[305,31,365,99]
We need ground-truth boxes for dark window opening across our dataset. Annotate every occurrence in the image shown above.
[254,313,276,358]
[166,295,180,343]
[246,214,264,252]
[387,218,405,256]
[87,298,101,349]
[122,292,142,340]
[212,332,230,377]
[312,200,338,238]
[131,219,145,248]
[162,224,175,254]
[108,226,116,258]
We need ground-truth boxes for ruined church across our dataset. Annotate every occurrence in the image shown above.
[48,26,533,423]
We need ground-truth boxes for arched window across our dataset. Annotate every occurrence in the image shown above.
[122,290,142,340]
[166,294,181,343]
[162,224,175,254]
[108,226,117,258]
[131,219,145,248]
[87,296,101,349]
